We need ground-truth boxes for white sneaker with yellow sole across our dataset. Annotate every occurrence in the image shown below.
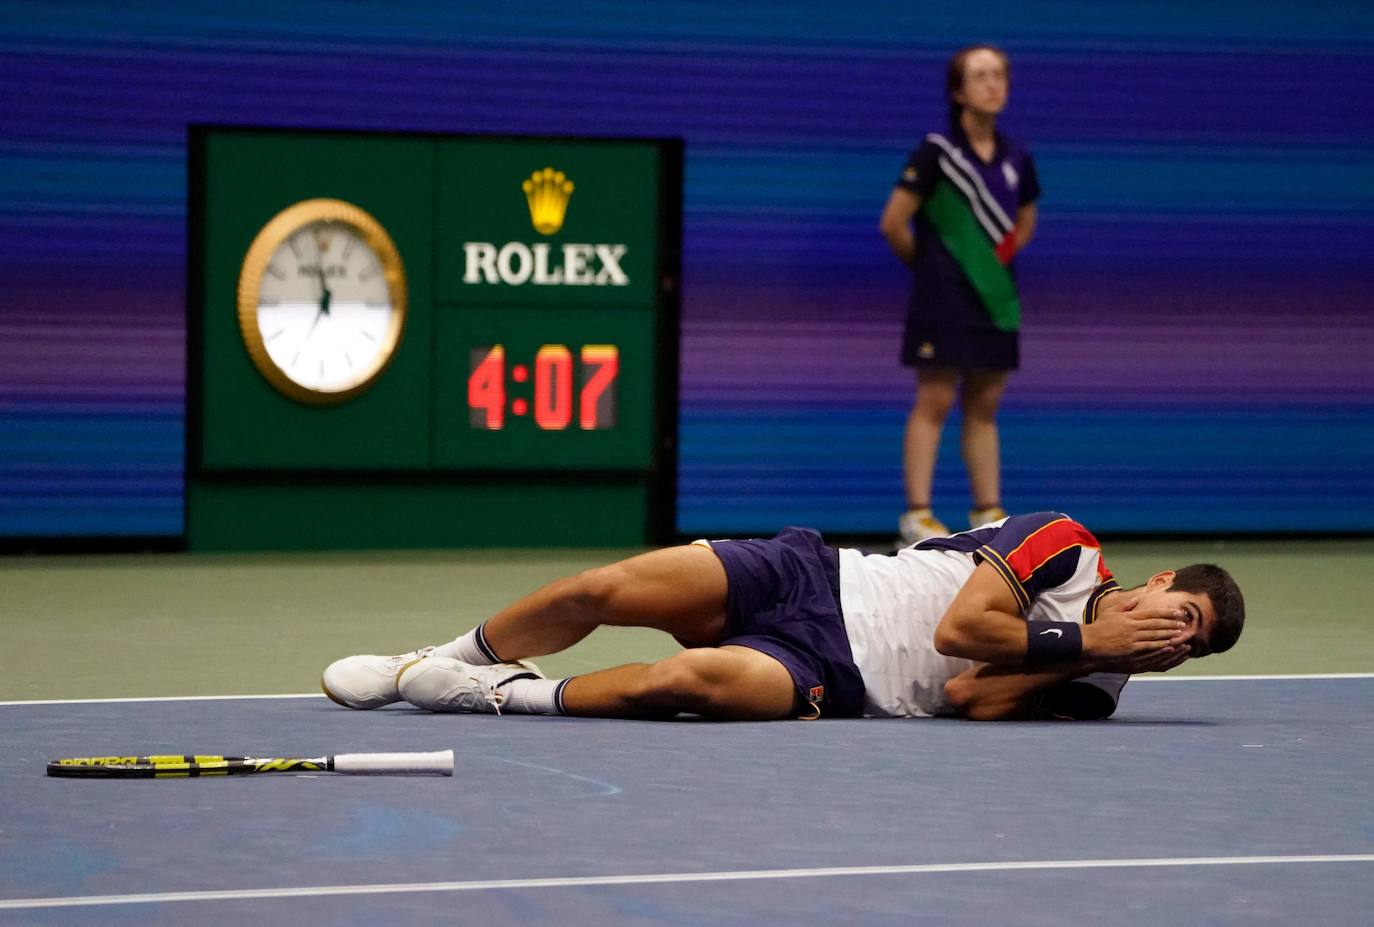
[320,646,437,709]
[897,508,950,546]
[968,506,1009,529]
[398,657,545,714]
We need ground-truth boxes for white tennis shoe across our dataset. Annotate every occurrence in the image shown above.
[321,646,437,709]
[968,505,1009,529]
[898,507,950,546]
[397,657,544,714]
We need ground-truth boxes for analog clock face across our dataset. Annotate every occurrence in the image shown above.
[238,199,406,404]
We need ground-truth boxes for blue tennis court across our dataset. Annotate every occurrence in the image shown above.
[4,676,1371,925]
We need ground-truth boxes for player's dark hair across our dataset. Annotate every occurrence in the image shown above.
[1170,564,1245,654]
[946,44,1010,127]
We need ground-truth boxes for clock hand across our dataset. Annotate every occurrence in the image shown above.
[313,231,333,315]
[304,231,332,344]
[305,304,325,342]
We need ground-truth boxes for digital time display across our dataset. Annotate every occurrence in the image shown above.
[468,344,619,431]
[432,303,656,469]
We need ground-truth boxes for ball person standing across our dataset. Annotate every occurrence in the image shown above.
[880,45,1040,543]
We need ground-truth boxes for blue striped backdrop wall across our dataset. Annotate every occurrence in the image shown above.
[2,2,1372,539]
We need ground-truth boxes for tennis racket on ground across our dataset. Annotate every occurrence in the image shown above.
[46,750,454,778]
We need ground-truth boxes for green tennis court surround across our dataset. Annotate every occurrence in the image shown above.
[187,126,681,551]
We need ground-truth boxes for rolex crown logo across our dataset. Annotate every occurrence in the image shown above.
[522,167,574,235]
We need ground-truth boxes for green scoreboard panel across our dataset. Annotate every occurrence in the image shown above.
[187,126,681,550]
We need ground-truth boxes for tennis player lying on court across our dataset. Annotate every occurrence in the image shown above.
[322,511,1245,721]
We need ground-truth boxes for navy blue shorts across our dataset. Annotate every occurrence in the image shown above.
[705,527,866,719]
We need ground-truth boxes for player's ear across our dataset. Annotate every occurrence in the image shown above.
[1147,570,1177,590]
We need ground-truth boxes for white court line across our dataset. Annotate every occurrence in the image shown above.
[0,693,323,707]
[1131,673,1374,682]
[1,674,1370,706]
[1,854,1370,911]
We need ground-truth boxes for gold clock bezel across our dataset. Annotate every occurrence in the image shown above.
[236,198,408,406]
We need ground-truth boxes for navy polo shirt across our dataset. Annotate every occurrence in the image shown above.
[895,124,1040,330]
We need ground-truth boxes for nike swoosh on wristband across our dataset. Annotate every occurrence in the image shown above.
[1040,629,1064,638]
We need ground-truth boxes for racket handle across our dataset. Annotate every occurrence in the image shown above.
[332,750,454,776]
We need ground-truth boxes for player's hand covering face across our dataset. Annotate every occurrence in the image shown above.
[1089,571,1217,671]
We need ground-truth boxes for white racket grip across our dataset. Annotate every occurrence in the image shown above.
[333,750,454,776]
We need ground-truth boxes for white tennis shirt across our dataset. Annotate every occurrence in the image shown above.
[839,512,1122,717]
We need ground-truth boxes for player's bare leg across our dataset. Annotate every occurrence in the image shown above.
[391,550,801,719]
[557,645,799,720]
[323,544,728,710]
[960,369,1009,515]
[478,544,730,661]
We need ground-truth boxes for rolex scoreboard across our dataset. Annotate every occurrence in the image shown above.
[187,126,682,550]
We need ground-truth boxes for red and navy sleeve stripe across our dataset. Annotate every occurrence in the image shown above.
[973,513,1110,611]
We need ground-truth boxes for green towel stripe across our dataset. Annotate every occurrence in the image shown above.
[923,181,1021,332]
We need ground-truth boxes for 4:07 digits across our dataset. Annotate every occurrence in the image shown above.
[468,344,619,431]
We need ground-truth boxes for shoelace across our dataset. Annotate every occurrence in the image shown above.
[387,646,435,672]
[470,673,507,715]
